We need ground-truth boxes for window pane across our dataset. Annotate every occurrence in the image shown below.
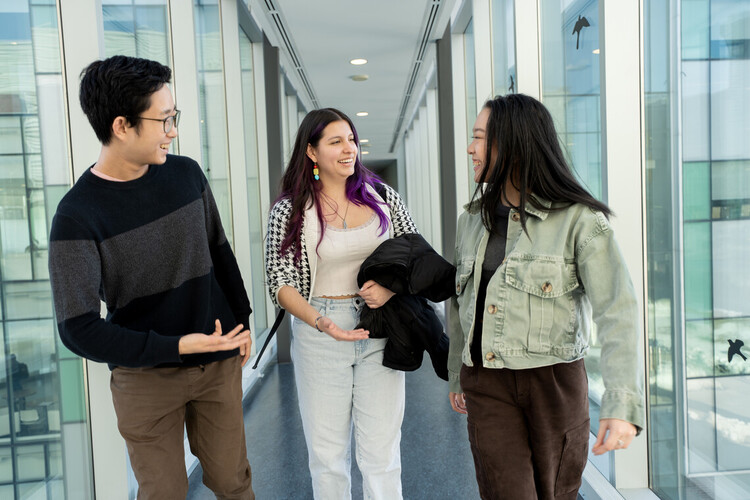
[194,0,233,246]
[239,29,268,334]
[686,320,713,378]
[682,61,710,162]
[491,0,516,96]
[540,0,603,200]
[684,162,711,220]
[712,220,750,318]
[646,0,750,497]
[710,60,750,161]
[0,2,93,497]
[682,0,710,59]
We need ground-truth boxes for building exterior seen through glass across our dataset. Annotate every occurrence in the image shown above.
[646,0,750,498]
[0,1,94,498]
[490,0,516,97]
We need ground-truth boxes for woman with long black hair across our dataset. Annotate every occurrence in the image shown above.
[448,94,644,499]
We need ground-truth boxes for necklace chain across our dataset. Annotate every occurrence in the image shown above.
[323,197,350,228]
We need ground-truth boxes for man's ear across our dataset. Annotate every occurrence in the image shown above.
[111,116,131,141]
[306,144,317,163]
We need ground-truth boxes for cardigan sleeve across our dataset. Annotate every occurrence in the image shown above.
[264,199,305,308]
[380,183,419,237]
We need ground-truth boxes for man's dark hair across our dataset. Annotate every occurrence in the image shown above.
[79,55,172,145]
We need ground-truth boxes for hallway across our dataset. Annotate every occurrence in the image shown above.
[186,361,480,499]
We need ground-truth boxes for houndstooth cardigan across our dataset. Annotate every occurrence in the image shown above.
[264,182,418,308]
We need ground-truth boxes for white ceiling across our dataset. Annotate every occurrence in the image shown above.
[262,0,455,161]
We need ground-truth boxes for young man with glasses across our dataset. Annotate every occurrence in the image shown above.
[48,55,255,499]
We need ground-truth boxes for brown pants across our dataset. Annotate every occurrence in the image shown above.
[111,356,254,500]
[460,360,590,500]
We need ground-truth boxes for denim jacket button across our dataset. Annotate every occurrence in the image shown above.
[511,212,520,222]
[456,283,461,293]
[485,352,495,361]
[487,304,497,314]
[541,281,553,293]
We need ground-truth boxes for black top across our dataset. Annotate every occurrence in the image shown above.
[470,205,511,364]
[48,155,251,369]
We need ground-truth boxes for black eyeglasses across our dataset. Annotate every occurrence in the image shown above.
[128,109,180,133]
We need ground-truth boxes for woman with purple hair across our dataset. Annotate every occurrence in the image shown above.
[264,108,419,499]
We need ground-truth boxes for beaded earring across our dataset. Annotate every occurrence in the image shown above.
[313,162,320,180]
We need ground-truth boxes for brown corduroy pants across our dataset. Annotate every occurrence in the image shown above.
[110,356,254,500]
[460,359,590,500]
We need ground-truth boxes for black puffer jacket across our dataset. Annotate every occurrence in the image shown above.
[356,233,456,380]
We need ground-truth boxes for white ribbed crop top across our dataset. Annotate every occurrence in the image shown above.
[312,213,388,297]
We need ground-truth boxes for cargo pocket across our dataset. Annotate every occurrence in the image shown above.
[555,418,590,496]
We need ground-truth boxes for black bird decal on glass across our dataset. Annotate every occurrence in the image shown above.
[728,339,747,362]
[572,15,590,50]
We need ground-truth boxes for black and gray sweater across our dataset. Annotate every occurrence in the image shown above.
[48,155,251,369]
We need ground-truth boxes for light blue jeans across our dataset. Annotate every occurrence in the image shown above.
[291,296,405,500]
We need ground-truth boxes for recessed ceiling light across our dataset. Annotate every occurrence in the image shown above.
[350,58,368,65]
[592,49,600,54]
[356,112,369,117]
[360,139,369,143]
[350,74,369,82]
[362,151,370,155]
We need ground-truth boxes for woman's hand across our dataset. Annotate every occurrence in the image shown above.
[592,418,637,455]
[358,280,396,309]
[315,316,369,342]
[449,392,467,414]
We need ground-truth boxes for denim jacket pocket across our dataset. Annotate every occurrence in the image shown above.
[505,256,579,354]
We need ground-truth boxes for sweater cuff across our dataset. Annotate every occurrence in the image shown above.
[149,332,183,364]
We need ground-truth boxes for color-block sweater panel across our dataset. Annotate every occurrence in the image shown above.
[48,155,251,368]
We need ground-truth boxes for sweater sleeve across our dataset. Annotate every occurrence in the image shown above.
[381,183,419,237]
[201,181,252,329]
[48,213,182,367]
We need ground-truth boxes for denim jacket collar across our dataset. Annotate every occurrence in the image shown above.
[464,194,552,220]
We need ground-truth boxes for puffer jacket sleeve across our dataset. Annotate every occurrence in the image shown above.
[264,198,303,308]
[380,183,419,237]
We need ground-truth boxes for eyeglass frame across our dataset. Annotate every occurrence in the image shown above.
[126,109,181,133]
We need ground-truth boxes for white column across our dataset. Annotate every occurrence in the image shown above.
[170,0,202,162]
[451,32,470,213]
[60,0,104,180]
[426,88,442,253]
[251,42,276,326]
[514,0,541,99]
[472,0,493,104]
[600,0,648,489]
[59,0,129,498]
[221,0,255,351]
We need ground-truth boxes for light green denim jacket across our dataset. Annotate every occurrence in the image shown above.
[449,197,645,429]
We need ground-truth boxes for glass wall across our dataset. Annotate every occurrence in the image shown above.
[490,0,516,96]
[194,0,234,245]
[101,0,171,66]
[540,0,603,201]
[0,1,94,498]
[238,27,267,336]
[646,0,750,498]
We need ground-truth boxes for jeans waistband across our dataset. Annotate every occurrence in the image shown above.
[311,296,364,314]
